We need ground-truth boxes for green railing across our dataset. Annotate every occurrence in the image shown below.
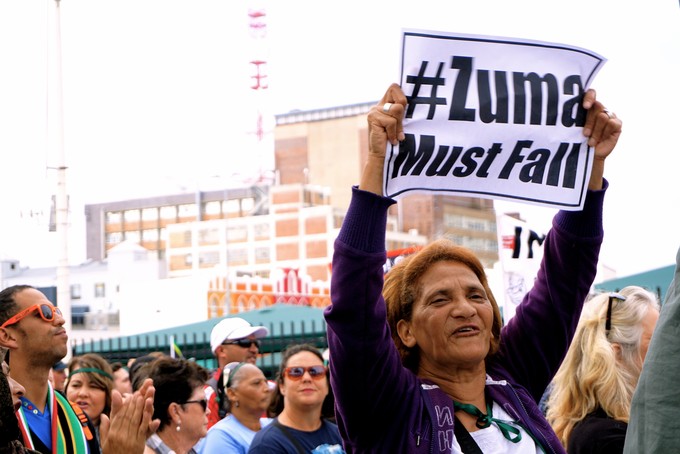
[71,319,328,378]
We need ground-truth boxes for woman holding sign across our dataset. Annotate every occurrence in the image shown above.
[324,83,621,453]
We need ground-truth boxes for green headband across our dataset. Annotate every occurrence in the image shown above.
[68,367,113,380]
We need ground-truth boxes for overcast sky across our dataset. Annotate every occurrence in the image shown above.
[1,0,679,278]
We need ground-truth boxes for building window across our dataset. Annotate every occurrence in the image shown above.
[94,283,106,298]
[241,197,254,213]
[106,232,123,245]
[106,212,122,224]
[205,201,222,216]
[125,231,141,243]
[199,227,220,245]
[199,251,220,266]
[224,199,240,214]
[142,208,158,221]
[124,209,140,222]
[228,248,248,266]
[160,206,177,220]
[178,204,197,218]
[253,223,270,240]
[255,247,270,263]
[227,226,248,242]
[70,284,81,299]
[142,229,159,242]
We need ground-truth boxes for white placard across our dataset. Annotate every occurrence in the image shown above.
[384,29,606,210]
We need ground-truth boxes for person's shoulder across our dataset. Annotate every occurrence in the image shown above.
[568,411,626,453]
[576,410,627,433]
[250,422,281,443]
[318,419,340,433]
[206,414,236,436]
[319,419,343,443]
[202,416,239,449]
[249,422,295,454]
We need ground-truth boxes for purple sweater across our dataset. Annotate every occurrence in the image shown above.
[325,184,606,453]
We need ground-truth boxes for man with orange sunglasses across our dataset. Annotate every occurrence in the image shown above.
[0,285,100,453]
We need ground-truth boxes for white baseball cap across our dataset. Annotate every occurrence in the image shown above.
[210,317,269,353]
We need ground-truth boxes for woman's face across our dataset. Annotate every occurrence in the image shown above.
[398,261,494,372]
[177,385,210,442]
[2,361,25,412]
[280,351,328,411]
[228,365,270,415]
[639,308,660,363]
[66,371,107,425]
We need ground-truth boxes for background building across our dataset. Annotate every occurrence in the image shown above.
[83,102,500,273]
[275,103,499,267]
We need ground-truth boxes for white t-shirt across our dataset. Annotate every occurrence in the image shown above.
[451,402,543,454]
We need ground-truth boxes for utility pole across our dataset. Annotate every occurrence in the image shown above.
[47,0,72,358]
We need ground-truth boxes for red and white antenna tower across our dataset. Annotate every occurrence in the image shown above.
[247,5,274,183]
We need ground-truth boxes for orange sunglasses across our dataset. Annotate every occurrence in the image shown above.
[1,303,62,329]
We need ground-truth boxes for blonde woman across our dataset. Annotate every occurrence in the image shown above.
[547,286,660,453]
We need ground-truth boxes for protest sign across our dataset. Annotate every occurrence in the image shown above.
[384,29,606,210]
[495,213,546,322]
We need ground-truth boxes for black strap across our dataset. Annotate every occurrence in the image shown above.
[272,419,307,454]
[454,415,484,454]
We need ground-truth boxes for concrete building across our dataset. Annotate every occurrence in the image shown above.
[84,186,268,263]
[3,180,428,340]
[0,240,163,339]
[83,101,500,269]
[274,102,499,267]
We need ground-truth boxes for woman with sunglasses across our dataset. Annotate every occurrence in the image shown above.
[144,357,210,454]
[199,362,271,453]
[547,286,659,453]
[248,344,343,453]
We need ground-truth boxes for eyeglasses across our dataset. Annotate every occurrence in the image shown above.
[222,338,261,349]
[283,366,327,381]
[181,399,208,411]
[1,303,62,329]
[605,292,627,334]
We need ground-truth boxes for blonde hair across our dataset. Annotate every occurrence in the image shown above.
[547,286,659,446]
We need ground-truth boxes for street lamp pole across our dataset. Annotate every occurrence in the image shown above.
[48,0,72,358]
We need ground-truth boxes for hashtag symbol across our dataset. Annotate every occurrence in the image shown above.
[405,60,447,120]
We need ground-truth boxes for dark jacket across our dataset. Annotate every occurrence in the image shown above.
[325,184,606,453]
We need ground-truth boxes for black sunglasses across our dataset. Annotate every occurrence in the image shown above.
[181,399,208,411]
[222,338,261,349]
[605,292,626,335]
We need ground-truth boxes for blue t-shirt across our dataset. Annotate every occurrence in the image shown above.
[199,414,272,453]
[248,418,345,454]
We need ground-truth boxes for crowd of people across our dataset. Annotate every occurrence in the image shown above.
[0,296,342,454]
[1,81,679,454]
